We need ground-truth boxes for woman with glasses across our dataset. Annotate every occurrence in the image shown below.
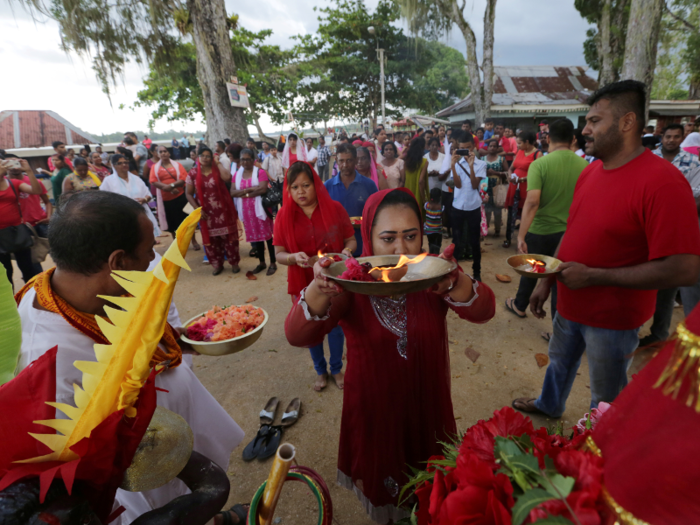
[185,147,240,275]
[100,154,161,237]
[231,148,277,276]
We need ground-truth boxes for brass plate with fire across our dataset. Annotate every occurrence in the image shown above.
[506,254,563,279]
[323,254,457,296]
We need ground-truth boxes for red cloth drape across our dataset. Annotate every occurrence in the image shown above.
[276,161,352,295]
[194,160,239,245]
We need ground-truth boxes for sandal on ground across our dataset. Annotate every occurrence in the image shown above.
[231,265,241,274]
[242,424,271,461]
[280,398,301,427]
[258,425,283,460]
[212,266,224,276]
[512,397,551,416]
[259,397,279,425]
[252,263,267,274]
[266,264,277,276]
[505,298,526,318]
[217,504,249,525]
[541,331,551,342]
[249,249,257,258]
[502,240,511,248]
[314,373,328,391]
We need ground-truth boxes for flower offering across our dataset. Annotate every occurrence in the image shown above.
[186,305,266,342]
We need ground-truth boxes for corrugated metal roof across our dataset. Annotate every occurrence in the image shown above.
[437,66,598,118]
[0,110,97,150]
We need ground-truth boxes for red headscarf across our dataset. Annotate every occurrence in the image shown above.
[277,161,350,294]
[194,159,239,245]
[360,187,420,256]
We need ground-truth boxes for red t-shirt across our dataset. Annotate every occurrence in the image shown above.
[0,178,25,229]
[558,149,700,330]
[18,176,48,225]
[273,203,354,296]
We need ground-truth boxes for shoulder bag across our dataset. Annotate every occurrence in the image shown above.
[0,181,34,255]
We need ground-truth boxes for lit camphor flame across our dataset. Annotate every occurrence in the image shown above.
[526,258,546,274]
[370,253,429,282]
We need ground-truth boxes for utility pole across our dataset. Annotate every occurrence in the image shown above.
[378,48,385,126]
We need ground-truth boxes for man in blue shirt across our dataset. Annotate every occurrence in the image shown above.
[325,143,378,256]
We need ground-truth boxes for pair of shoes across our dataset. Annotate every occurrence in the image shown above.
[502,240,511,248]
[231,265,241,274]
[249,249,257,258]
[266,264,277,276]
[252,263,267,274]
[242,398,301,461]
[212,266,223,276]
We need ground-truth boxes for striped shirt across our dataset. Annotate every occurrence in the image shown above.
[424,203,443,234]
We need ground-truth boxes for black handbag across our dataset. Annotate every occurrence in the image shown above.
[262,180,283,209]
[0,180,34,255]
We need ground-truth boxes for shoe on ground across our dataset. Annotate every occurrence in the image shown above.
[639,334,660,347]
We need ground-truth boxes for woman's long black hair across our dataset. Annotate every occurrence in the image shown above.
[404,136,426,172]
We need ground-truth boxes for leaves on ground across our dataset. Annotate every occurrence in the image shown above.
[245,271,257,280]
[464,347,481,363]
[246,295,259,303]
[535,353,549,368]
[495,274,512,283]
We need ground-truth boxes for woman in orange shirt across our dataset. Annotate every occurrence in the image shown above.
[150,145,201,250]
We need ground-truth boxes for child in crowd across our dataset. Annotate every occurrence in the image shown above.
[425,188,444,254]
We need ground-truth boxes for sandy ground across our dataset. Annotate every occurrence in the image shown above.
[11,223,683,525]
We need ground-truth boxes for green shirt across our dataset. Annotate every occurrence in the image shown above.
[51,167,72,201]
[527,150,588,236]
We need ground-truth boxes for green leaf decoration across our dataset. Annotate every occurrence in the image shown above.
[531,517,575,525]
[510,453,541,476]
[0,270,21,386]
[538,473,575,499]
[512,488,556,525]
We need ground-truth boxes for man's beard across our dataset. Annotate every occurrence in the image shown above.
[586,125,623,161]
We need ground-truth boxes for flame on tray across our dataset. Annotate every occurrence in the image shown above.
[525,259,546,273]
[370,253,428,283]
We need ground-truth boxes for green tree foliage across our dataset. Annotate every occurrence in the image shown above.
[575,0,630,81]
[133,28,296,135]
[292,0,468,126]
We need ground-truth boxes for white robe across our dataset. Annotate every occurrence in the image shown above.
[100,173,162,237]
[16,289,244,524]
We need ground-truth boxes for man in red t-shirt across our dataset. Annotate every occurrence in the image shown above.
[8,167,53,238]
[513,80,700,419]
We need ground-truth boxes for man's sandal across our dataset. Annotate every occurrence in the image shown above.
[217,503,249,524]
[512,397,552,417]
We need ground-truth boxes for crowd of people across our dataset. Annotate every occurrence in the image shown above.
[2,78,700,524]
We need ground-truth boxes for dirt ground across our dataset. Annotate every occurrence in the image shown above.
[12,223,683,525]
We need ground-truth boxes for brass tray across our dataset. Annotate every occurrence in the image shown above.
[323,254,457,296]
[180,306,269,356]
[507,254,563,279]
[307,252,348,267]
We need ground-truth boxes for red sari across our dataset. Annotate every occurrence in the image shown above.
[285,188,496,522]
[273,162,354,296]
[505,149,542,209]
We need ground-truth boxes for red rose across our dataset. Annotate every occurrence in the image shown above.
[460,407,535,469]
[435,454,514,525]
[529,491,601,525]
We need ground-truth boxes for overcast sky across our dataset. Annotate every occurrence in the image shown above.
[1,0,593,136]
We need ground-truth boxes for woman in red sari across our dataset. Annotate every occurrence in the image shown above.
[274,161,356,390]
[185,147,241,275]
[503,131,542,248]
[285,188,496,523]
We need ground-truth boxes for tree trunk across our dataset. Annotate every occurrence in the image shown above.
[452,7,485,125]
[621,0,664,120]
[188,0,248,144]
[598,0,617,85]
[480,0,497,122]
[690,77,700,100]
[252,114,274,144]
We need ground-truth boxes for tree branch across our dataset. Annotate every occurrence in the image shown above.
[664,2,699,32]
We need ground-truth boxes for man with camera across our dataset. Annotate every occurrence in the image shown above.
[449,132,487,281]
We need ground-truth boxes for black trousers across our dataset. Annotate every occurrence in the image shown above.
[252,238,276,265]
[513,230,564,313]
[1,248,41,290]
[441,191,453,231]
[451,207,482,274]
[427,233,442,254]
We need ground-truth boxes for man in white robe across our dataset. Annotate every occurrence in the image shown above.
[15,191,244,524]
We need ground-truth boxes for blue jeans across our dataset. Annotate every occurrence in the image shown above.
[535,313,639,418]
[309,325,345,375]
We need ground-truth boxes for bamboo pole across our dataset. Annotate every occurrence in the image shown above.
[258,443,296,525]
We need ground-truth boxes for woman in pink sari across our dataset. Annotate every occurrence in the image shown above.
[357,143,388,190]
[185,147,241,275]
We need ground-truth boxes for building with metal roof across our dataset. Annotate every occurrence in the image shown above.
[436,66,700,131]
[0,110,97,150]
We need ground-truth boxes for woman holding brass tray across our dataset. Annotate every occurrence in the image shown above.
[285,188,496,522]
